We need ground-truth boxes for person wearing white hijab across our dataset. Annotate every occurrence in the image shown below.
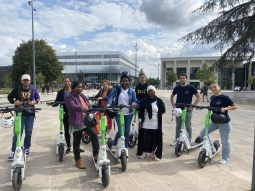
[137,85,166,159]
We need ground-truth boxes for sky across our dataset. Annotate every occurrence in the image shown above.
[0,0,220,78]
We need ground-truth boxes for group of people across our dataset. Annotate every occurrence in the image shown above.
[6,71,237,168]
[40,83,51,94]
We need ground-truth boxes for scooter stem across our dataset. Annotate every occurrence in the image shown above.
[15,112,22,147]
[181,107,187,130]
[204,110,211,137]
[101,112,106,145]
[120,109,124,137]
[59,105,64,131]
[133,108,137,123]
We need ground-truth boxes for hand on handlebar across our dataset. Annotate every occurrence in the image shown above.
[46,101,52,106]
[131,103,136,108]
[188,107,194,112]
[81,107,88,113]
[14,101,23,107]
[97,97,102,100]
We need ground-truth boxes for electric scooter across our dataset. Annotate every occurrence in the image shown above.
[174,103,203,157]
[106,104,131,172]
[46,101,66,162]
[86,107,119,188]
[0,106,41,191]
[128,108,138,148]
[194,105,221,168]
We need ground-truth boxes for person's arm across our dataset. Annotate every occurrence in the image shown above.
[170,93,175,109]
[94,89,101,98]
[160,98,166,114]
[65,95,83,112]
[221,97,237,113]
[7,88,18,104]
[52,90,62,107]
[131,89,137,108]
[193,93,201,106]
[106,88,116,106]
[138,99,145,129]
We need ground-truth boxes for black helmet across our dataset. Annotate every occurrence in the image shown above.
[120,71,130,81]
[211,113,226,124]
[83,113,98,127]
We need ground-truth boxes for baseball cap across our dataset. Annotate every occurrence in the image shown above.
[21,74,31,81]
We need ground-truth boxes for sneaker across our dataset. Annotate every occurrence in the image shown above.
[111,146,116,152]
[8,152,15,161]
[218,159,228,164]
[25,149,30,157]
[139,152,147,159]
[211,148,216,155]
[105,133,110,139]
[66,147,71,154]
[170,140,177,146]
[151,151,155,159]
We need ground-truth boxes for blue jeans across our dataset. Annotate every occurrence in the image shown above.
[175,111,192,140]
[200,122,232,161]
[113,114,133,148]
[11,115,35,152]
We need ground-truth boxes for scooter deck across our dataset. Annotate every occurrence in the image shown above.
[190,142,203,148]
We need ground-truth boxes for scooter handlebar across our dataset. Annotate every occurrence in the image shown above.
[108,104,131,109]
[86,107,119,113]
[0,107,41,112]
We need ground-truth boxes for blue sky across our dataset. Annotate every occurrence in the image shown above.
[0,0,219,78]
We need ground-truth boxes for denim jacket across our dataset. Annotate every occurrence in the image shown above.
[107,85,137,113]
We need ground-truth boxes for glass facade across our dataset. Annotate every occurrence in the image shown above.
[166,68,173,76]
[190,67,199,79]
[176,68,187,76]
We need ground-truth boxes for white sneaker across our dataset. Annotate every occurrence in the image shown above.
[170,140,177,146]
[105,133,110,139]
[218,159,228,164]
[139,152,147,159]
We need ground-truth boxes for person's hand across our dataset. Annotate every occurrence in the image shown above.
[105,104,109,108]
[27,101,36,106]
[172,105,176,109]
[188,107,194,112]
[81,107,88,113]
[46,101,52,106]
[97,97,102,100]
[221,107,228,113]
[139,122,142,129]
[14,100,23,107]
[131,103,136,108]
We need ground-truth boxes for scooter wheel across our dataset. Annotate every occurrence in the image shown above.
[12,167,22,191]
[59,146,64,162]
[198,151,207,168]
[101,165,109,188]
[175,142,183,157]
[81,134,91,144]
[121,155,127,172]
[128,135,137,148]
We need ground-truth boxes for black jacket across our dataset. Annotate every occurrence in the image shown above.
[53,89,69,115]
[135,82,149,101]
[94,88,112,105]
[137,96,165,159]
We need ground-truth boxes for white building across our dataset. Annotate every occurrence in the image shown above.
[57,51,139,86]
[160,56,251,89]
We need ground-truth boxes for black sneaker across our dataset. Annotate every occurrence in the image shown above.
[25,149,30,157]
[79,148,85,152]
[66,147,71,154]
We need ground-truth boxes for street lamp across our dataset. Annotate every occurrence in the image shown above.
[75,49,77,80]
[158,62,160,89]
[28,0,36,87]
[134,42,138,83]
[109,55,112,83]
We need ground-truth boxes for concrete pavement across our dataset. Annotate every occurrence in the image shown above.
[0,90,254,191]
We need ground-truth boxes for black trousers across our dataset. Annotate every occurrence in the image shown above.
[73,127,99,161]
[63,115,71,147]
[142,128,157,152]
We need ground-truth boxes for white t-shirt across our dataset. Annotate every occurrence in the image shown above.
[142,100,158,129]
[118,88,131,115]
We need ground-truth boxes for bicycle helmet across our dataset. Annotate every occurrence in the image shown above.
[211,113,226,124]
[0,116,14,128]
[172,108,182,117]
[83,113,98,128]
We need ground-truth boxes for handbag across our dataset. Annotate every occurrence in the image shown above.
[106,110,117,119]
[83,113,98,128]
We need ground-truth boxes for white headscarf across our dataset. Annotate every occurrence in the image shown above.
[147,85,156,93]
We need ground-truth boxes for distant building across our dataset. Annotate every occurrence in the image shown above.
[57,51,139,87]
[0,65,12,88]
[160,56,254,90]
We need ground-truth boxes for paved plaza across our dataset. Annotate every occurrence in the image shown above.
[0,90,254,191]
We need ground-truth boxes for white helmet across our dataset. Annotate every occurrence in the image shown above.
[0,116,14,128]
[172,108,182,117]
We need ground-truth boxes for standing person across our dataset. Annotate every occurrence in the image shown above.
[7,74,40,160]
[47,77,85,154]
[137,85,165,159]
[170,73,201,146]
[40,83,45,95]
[106,71,137,150]
[135,73,149,103]
[45,83,50,94]
[65,81,99,169]
[200,82,237,164]
[201,84,209,102]
[94,79,113,138]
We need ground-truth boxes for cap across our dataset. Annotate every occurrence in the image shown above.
[21,74,31,81]
[147,85,156,92]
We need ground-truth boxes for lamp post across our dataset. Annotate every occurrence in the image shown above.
[252,120,255,191]
[75,49,77,80]
[134,42,138,83]
[158,62,160,89]
[28,0,36,87]
[109,55,112,84]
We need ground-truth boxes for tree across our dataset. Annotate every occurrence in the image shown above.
[179,1,255,69]
[196,62,216,83]
[147,77,160,86]
[36,72,45,85]
[139,68,144,74]
[166,70,177,88]
[12,39,63,84]
[247,75,254,85]
[77,70,85,82]
[2,72,12,88]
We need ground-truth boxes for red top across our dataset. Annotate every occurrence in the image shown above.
[100,92,107,107]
